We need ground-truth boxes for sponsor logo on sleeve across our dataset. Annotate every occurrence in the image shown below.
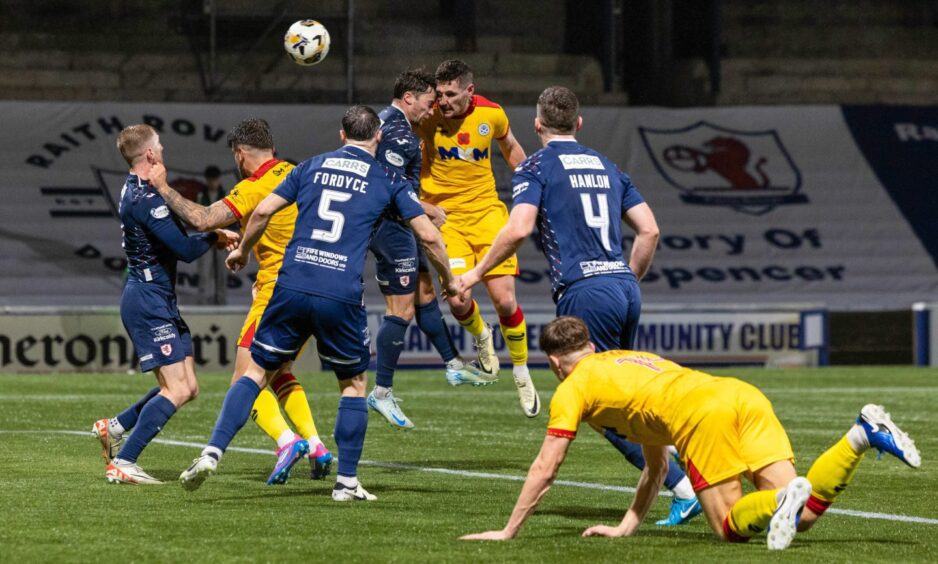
[150,205,170,219]
[384,150,405,167]
[512,182,529,197]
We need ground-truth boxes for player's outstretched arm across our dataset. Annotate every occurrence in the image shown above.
[409,214,457,295]
[461,435,571,541]
[149,163,236,231]
[461,203,537,290]
[227,192,289,272]
[582,444,668,538]
[496,128,527,169]
[622,203,660,281]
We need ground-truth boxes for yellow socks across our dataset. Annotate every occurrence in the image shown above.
[724,489,781,541]
[250,388,291,442]
[499,306,528,366]
[271,373,319,440]
[453,300,486,337]
[805,434,863,515]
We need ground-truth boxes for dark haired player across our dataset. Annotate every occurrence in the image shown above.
[152,118,333,486]
[179,106,459,501]
[416,59,540,418]
[367,68,490,429]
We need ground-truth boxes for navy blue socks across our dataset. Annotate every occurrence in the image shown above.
[415,300,458,363]
[375,315,410,388]
[116,394,176,463]
[334,396,368,477]
[207,377,261,453]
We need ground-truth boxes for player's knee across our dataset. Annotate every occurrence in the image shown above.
[187,382,200,402]
[492,297,518,317]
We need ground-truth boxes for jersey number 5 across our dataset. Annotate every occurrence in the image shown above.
[311,189,352,243]
[580,193,612,252]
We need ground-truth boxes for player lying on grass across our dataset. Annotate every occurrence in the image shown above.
[151,118,333,485]
[462,316,921,550]
[93,124,239,484]
[178,105,459,501]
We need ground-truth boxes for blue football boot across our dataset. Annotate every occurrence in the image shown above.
[266,435,310,485]
[655,495,702,526]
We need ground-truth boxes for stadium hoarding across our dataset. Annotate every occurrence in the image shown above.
[0,304,826,373]
[1,101,937,312]
[376,304,829,369]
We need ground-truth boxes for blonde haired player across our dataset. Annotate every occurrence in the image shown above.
[463,316,921,550]
[417,59,539,417]
[151,118,332,484]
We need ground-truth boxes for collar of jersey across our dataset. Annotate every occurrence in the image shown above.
[247,158,282,182]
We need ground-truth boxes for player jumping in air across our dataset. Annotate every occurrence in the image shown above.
[152,118,333,485]
[366,68,491,430]
[179,105,459,501]
[92,124,239,484]
[462,317,921,550]
[416,59,539,418]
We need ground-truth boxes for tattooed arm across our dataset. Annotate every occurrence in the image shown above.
[149,165,236,231]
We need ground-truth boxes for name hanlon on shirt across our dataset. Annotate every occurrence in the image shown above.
[568,174,611,189]
[313,170,368,193]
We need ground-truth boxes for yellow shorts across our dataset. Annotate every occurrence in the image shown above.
[441,202,518,276]
[238,280,309,360]
[674,379,794,492]
[238,280,275,347]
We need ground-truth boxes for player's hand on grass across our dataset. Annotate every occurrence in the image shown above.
[582,524,626,538]
[215,229,240,251]
[459,530,513,541]
[226,247,249,272]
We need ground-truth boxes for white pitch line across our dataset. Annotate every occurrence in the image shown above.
[23,430,938,526]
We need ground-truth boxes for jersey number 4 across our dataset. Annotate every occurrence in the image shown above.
[580,193,612,252]
[311,189,352,243]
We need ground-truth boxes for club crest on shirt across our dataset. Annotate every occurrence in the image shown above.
[639,121,807,215]
[478,123,491,136]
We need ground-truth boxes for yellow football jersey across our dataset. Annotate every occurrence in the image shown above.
[417,95,510,214]
[547,351,731,445]
[221,159,296,286]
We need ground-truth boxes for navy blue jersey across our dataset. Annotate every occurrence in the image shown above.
[273,145,425,305]
[377,105,421,194]
[118,174,215,289]
[511,140,646,299]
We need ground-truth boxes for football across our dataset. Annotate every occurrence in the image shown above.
[283,19,331,66]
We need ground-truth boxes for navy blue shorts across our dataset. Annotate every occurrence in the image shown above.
[250,285,370,379]
[120,281,193,372]
[370,219,427,295]
[557,276,641,352]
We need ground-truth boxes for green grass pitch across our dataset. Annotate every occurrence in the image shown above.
[1,366,936,562]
